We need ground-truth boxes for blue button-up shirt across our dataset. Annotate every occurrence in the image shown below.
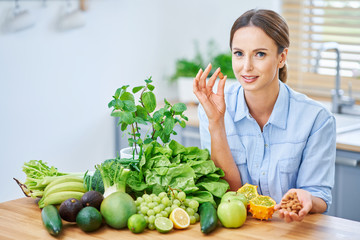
[198,80,336,211]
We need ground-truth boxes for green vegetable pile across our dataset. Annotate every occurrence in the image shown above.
[126,140,229,205]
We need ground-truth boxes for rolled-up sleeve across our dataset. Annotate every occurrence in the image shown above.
[297,115,336,212]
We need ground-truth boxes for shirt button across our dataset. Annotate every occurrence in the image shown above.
[258,134,261,137]
[262,172,266,175]
[265,144,268,147]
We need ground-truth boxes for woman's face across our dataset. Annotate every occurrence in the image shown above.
[231,26,287,94]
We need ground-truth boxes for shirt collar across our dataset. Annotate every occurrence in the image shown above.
[268,81,289,130]
[233,80,289,130]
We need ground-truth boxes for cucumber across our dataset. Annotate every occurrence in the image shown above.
[199,202,218,234]
[41,205,63,236]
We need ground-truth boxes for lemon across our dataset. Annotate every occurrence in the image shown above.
[169,207,190,229]
[154,217,173,233]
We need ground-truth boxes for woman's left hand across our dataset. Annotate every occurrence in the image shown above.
[274,189,313,223]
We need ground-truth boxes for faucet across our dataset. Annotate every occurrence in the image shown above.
[314,42,355,114]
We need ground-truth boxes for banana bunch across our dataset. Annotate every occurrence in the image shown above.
[38,176,86,208]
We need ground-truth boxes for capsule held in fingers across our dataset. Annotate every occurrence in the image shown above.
[218,71,224,80]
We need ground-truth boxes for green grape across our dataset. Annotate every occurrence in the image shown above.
[173,199,181,206]
[194,213,200,222]
[161,211,168,217]
[144,216,149,223]
[141,206,149,215]
[148,223,155,230]
[177,191,186,201]
[161,197,170,206]
[180,204,186,210]
[155,213,162,219]
[190,215,196,224]
[153,202,159,207]
[137,210,142,214]
[148,202,155,209]
[150,193,157,198]
[193,207,198,213]
[189,200,199,209]
[145,196,152,203]
[184,199,191,207]
[172,190,178,198]
[142,193,150,199]
[148,215,155,224]
[158,192,167,199]
[147,209,155,216]
[158,203,165,211]
[165,207,172,214]
[136,197,144,204]
[153,196,161,204]
[186,207,195,216]
[153,206,161,214]
[171,205,178,211]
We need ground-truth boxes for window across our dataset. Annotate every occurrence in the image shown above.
[282,0,360,100]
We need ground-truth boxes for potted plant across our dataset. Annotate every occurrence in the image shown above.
[108,77,188,159]
[170,40,237,104]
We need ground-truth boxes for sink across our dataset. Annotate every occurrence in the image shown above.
[318,101,360,134]
[334,113,360,134]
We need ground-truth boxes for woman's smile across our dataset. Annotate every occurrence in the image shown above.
[241,75,259,83]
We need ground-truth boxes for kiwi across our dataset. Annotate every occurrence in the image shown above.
[81,191,104,210]
[59,198,83,222]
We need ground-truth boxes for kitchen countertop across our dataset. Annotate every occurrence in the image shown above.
[183,104,360,153]
[1,197,360,239]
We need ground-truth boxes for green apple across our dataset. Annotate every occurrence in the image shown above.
[217,199,247,228]
[221,191,248,208]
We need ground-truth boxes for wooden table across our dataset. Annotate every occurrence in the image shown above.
[1,198,360,239]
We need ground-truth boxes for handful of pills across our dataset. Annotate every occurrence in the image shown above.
[280,192,302,214]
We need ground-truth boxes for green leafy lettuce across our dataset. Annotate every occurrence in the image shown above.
[126,140,229,205]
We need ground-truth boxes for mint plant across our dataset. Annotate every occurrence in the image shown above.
[108,77,188,157]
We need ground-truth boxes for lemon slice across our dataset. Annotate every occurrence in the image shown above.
[154,217,173,233]
[169,208,190,229]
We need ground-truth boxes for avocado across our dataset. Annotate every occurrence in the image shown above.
[81,191,104,210]
[59,198,84,222]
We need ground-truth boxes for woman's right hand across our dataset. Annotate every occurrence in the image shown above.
[193,63,227,123]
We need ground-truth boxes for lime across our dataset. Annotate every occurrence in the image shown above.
[76,206,102,232]
[128,214,147,233]
[154,217,173,233]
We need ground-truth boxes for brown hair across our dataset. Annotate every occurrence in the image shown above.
[230,9,289,83]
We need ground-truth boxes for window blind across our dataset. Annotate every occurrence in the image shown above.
[282,0,360,100]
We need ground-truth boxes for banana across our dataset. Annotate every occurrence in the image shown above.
[39,191,84,208]
[43,182,85,199]
[44,176,83,192]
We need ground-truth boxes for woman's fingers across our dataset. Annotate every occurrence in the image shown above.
[216,75,227,97]
[206,67,221,92]
[199,63,212,89]
[193,68,203,92]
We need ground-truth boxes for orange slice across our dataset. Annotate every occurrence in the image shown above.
[169,207,190,229]
[249,195,276,220]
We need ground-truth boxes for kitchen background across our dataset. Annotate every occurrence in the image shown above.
[1,0,359,222]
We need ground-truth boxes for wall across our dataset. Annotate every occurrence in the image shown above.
[0,0,279,202]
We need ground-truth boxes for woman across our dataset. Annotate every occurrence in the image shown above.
[193,9,336,223]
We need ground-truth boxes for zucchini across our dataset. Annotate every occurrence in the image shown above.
[199,202,218,234]
[41,205,63,236]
